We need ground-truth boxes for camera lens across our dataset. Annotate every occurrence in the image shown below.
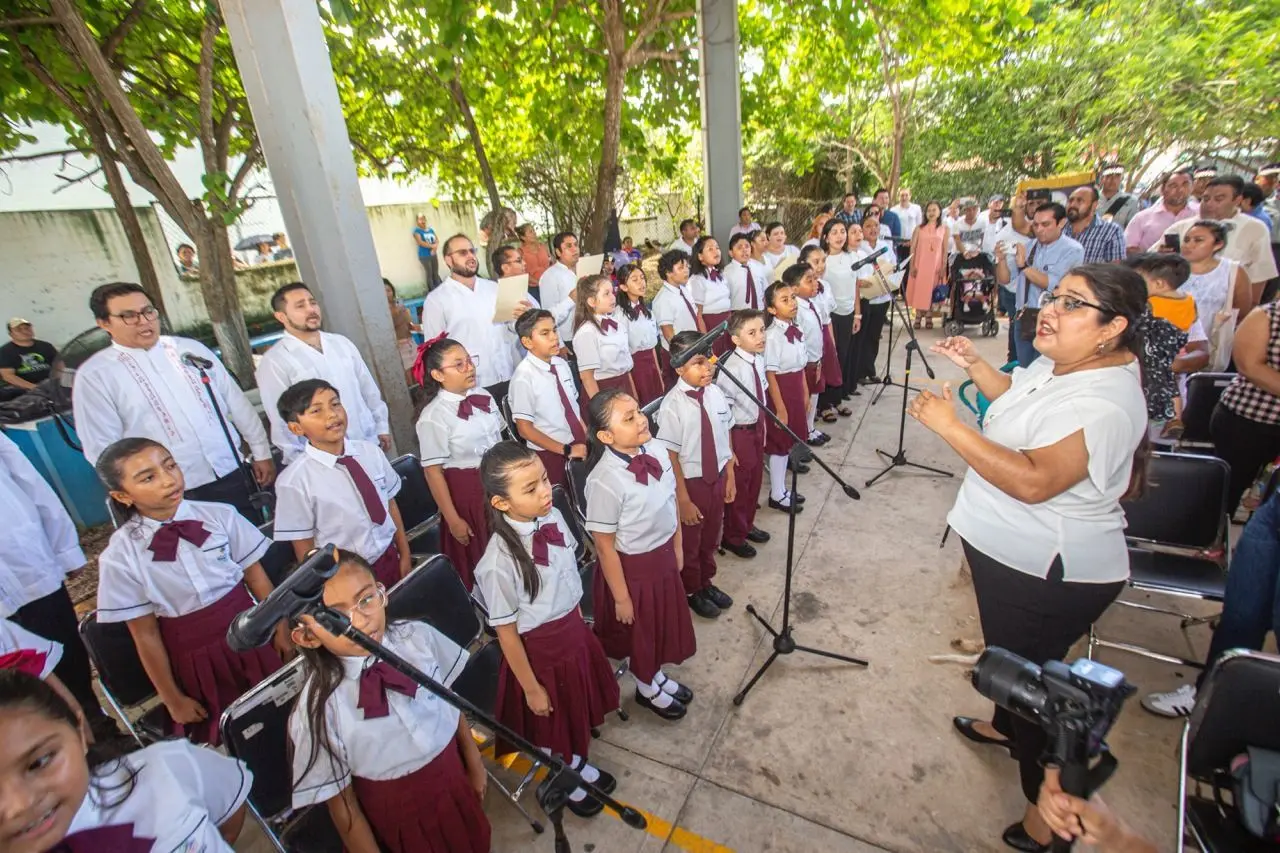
[972,647,1049,722]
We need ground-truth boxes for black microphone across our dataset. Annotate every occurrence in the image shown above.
[669,320,729,369]
[850,246,890,271]
[227,546,340,651]
[181,352,214,370]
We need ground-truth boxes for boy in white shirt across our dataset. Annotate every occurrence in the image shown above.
[509,309,589,489]
[716,311,771,559]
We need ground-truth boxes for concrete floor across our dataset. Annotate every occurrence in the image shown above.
[239,319,1207,853]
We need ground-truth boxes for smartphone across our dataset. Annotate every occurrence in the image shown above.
[1163,233,1180,251]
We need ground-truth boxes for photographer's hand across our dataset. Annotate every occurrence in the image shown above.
[1038,769,1158,853]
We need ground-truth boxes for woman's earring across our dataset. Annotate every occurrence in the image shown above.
[1096,340,1106,355]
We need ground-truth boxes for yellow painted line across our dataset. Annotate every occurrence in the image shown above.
[477,742,735,852]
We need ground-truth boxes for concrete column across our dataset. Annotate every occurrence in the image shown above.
[696,0,743,244]
[220,0,415,453]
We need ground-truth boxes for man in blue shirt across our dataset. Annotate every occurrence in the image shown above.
[868,187,902,239]
[413,214,439,289]
[994,202,1085,367]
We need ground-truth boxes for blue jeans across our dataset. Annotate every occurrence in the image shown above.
[997,288,1017,363]
[1197,490,1280,687]
[1014,334,1040,368]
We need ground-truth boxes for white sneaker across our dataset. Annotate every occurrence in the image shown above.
[1141,684,1197,718]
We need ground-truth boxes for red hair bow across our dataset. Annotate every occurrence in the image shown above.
[412,331,450,387]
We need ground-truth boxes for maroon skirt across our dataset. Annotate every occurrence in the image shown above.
[350,741,491,853]
[535,449,568,488]
[631,348,665,407]
[495,610,620,759]
[369,542,403,590]
[765,370,808,455]
[158,585,282,746]
[582,373,634,420]
[593,534,696,684]
[820,323,844,390]
[804,361,825,395]
[441,467,489,591]
[703,310,732,357]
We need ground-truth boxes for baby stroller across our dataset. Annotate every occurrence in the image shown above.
[942,252,1000,338]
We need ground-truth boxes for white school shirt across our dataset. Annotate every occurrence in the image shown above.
[667,237,695,254]
[290,621,467,805]
[725,260,763,310]
[273,439,401,561]
[622,307,659,353]
[655,379,733,480]
[96,500,270,622]
[573,315,634,379]
[539,262,579,342]
[688,271,732,314]
[825,250,860,315]
[420,276,540,389]
[64,740,251,852]
[716,349,766,426]
[0,432,85,616]
[764,320,809,375]
[73,336,272,489]
[947,358,1147,583]
[748,258,772,296]
[474,508,582,634]
[415,388,503,470]
[0,617,61,678]
[255,331,391,463]
[585,444,679,554]
[509,354,582,448]
[651,283,700,348]
[794,297,825,363]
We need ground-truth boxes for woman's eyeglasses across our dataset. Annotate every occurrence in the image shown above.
[1041,293,1104,314]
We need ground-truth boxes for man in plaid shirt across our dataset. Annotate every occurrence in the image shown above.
[1065,186,1126,263]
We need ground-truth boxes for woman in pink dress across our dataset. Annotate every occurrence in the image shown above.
[907,201,949,329]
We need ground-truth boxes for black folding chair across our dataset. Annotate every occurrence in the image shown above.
[498,395,519,441]
[1178,649,1280,852]
[563,459,591,529]
[1089,453,1231,669]
[219,661,341,853]
[78,611,172,745]
[1177,372,1234,452]
[389,453,441,556]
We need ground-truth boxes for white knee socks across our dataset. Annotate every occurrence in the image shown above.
[768,454,789,502]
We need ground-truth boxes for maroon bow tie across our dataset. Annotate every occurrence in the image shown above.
[0,649,47,678]
[784,324,804,344]
[626,453,663,484]
[357,661,419,719]
[147,519,210,562]
[707,268,722,282]
[600,317,619,332]
[51,823,153,853]
[456,394,492,420]
[531,522,566,567]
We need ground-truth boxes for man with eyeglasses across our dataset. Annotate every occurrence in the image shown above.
[73,282,275,519]
[995,203,1085,367]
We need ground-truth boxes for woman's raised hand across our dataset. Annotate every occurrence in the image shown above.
[931,336,981,369]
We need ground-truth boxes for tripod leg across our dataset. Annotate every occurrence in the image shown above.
[864,464,897,488]
[743,604,779,638]
[791,644,870,667]
[732,650,779,706]
[902,460,954,478]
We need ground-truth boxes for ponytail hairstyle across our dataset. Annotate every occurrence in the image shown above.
[479,441,542,599]
[95,436,170,527]
[573,274,612,333]
[412,334,465,404]
[585,387,633,473]
[763,280,792,327]
[615,263,649,321]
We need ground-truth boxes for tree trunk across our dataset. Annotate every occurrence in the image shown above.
[447,75,501,218]
[192,211,255,389]
[585,51,626,250]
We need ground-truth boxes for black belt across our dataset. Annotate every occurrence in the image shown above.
[732,423,759,431]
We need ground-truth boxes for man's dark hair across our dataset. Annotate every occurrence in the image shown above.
[764,221,784,236]
[1077,185,1100,204]
[441,233,471,256]
[738,206,751,217]
[780,262,810,288]
[678,218,696,232]
[552,231,576,255]
[873,187,889,198]
[1241,182,1266,208]
[271,282,312,313]
[1206,174,1245,196]
[382,278,395,294]
[278,378,339,424]
[492,245,519,275]
[176,243,194,253]
[817,202,833,215]
[1123,253,1192,289]
[668,330,705,361]
[89,282,148,321]
[658,249,689,281]
[1037,202,1068,223]
[842,193,856,202]
[515,308,554,341]
[1161,168,1193,187]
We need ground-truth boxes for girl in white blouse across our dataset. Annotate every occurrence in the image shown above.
[819,219,862,416]
[414,335,504,590]
[688,236,733,356]
[474,442,621,818]
[0,669,252,853]
[572,274,637,402]
[290,551,488,853]
[799,244,845,423]
[787,263,829,444]
[94,438,286,746]
[617,262,665,407]
[762,280,811,512]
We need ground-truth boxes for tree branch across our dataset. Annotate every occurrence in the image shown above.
[102,0,147,60]
[631,46,692,62]
[197,10,218,175]
[0,147,90,164]
[0,15,57,29]
[227,138,261,203]
[52,165,103,193]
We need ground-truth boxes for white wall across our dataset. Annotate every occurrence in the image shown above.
[365,201,480,297]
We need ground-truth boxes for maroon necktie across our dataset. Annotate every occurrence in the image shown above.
[745,266,759,309]
[626,452,664,484]
[601,317,618,332]
[357,661,419,719]
[676,286,698,324]
[456,394,492,421]
[808,301,821,325]
[684,388,720,483]
[0,649,47,678]
[708,268,722,282]
[531,522,567,566]
[751,359,766,443]
[548,363,587,444]
[335,455,388,525]
[147,519,210,562]
[51,824,153,853]
[784,324,804,344]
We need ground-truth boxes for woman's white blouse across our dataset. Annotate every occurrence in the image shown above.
[947,358,1147,583]
[825,250,860,315]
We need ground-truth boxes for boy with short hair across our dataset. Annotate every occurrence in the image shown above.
[272,379,411,589]
[657,332,737,619]
[786,263,830,446]
[509,308,588,488]
[651,249,701,386]
[717,310,771,559]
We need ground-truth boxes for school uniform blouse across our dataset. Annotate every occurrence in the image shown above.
[0,617,61,678]
[622,307,659,353]
[716,350,766,426]
[947,358,1147,583]
[290,621,468,806]
[814,280,836,321]
[0,432,86,617]
[474,508,583,634]
[688,271,732,314]
[64,740,251,853]
[655,379,733,480]
[794,298,825,363]
[725,260,763,310]
[509,355,582,447]
[764,320,809,375]
[825,251,860,316]
[415,388,503,470]
[96,500,271,622]
[573,315,634,379]
[273,439,401,561]
[651,283,700,347]
[585,444,679,554]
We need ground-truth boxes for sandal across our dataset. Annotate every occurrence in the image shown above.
[925,317,934,329]
[912,317,922,330]
[836,404,852,417]
[821,409,838,423]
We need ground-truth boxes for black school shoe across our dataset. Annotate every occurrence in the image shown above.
[566,794,605,818]
[767,497,804,514]
[704,584,733,609]
[687,590,721,619]
[572,763,617,795]
[720,539,756,558]
[1001,822,1048,852]
[657,675,694,705]
[746,527,771,543]
[634,689,687,720]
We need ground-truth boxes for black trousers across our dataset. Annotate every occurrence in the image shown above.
[857,299,890,381]
[420,254,440,290]
[11,586,104,720]
[824,310,856,408]
[1210,403,1280,516]
[963,539,1124,803]
[186,468,267,524]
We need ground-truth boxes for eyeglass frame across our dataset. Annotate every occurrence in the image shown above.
[1040,292,1106,314]
[344,583,388,624]
[109,305,160,325]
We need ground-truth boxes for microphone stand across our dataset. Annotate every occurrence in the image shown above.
[188,361,272,523]
[870,256,916,406]
[307,605,647,853]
